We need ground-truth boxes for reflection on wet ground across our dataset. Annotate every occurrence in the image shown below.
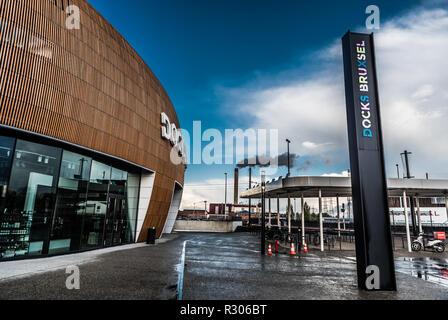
[182,233,448,299]
[395,257,448,288]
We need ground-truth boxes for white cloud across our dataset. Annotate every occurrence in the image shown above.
[222,6,448,179]
[411,84,434,100]
[321,170,350,177]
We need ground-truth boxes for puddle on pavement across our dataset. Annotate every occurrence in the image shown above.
[395,257,448,288]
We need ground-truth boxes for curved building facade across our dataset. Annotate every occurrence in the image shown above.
[0,0,186,260]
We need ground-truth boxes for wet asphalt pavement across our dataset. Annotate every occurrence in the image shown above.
[182,233,448,300]
[1,232,448,300]
[395,257,448,289]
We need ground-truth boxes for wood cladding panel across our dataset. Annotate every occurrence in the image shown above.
[0,0,185,239]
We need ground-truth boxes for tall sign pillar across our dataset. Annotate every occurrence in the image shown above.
[342,31,396,291]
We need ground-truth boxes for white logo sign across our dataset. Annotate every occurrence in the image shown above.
[161,112,185,159]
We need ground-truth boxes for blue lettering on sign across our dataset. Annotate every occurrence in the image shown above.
[356,41,373,138]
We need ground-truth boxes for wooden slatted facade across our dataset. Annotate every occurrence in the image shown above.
[0,0,186,240]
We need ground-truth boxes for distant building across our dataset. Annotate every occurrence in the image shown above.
[209,203,258,216]
[178,209,208,219]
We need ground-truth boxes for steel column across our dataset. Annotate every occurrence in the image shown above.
[288,196,291,235]
[301,193,305,246]
[416,196,422,234]
[337,196,341,237]
[268,197,272,228]
[403,190,411,253]
[277,197,281,229]
[319,189,324,252]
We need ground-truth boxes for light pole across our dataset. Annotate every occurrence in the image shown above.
[401,150,417,235]
[224,172,228,219]
[401,150,413,179]
[248,167,252,227]
[261,171,266,255]
[286,139,291,239]
[286,139,291,177]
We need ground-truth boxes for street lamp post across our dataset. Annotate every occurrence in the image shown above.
[286,139,291,240]
[286,139,291,177]
[261,171,266,255]
[224,172,227,219]
[248,167,252,227]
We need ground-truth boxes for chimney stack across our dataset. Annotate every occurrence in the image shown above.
[234,168,239,205]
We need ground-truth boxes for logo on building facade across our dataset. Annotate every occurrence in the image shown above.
[161,112,185,158]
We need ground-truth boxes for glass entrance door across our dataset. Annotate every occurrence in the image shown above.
[104,195,127,247]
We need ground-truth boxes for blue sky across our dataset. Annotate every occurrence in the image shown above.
[88,0,448,208]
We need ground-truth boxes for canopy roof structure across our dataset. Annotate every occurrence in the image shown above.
[240,176,448,199]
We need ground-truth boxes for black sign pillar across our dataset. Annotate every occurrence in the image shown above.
[342,31,396,291]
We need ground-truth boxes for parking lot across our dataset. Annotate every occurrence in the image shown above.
[0,232,447,300]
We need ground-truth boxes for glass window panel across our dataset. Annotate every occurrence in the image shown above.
[49,151,92,254]
[0,136,16,259]
[124,220,136,244]
[111,168,127,181]
[126,173,140,242]
[107,196,128,246]
[109,167,127,196]
[90,160,111,183]
[81,160,110,249]
[4,140,61,258]
[59,151,91,181]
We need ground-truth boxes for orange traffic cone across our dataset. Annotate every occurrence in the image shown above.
[303,243,308,253]
[267,243,273,255]
[290,243,296,255]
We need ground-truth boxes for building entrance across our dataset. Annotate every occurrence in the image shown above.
[104,195,128,247]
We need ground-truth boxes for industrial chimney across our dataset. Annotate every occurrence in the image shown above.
[234,168,239,205]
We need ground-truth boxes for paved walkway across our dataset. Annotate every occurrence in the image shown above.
[0,234,183,300]
[0,243,148,282]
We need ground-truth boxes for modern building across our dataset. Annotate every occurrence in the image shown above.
[0,0,186,260]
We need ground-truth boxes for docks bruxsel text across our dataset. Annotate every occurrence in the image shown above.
[356,40,373,138]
